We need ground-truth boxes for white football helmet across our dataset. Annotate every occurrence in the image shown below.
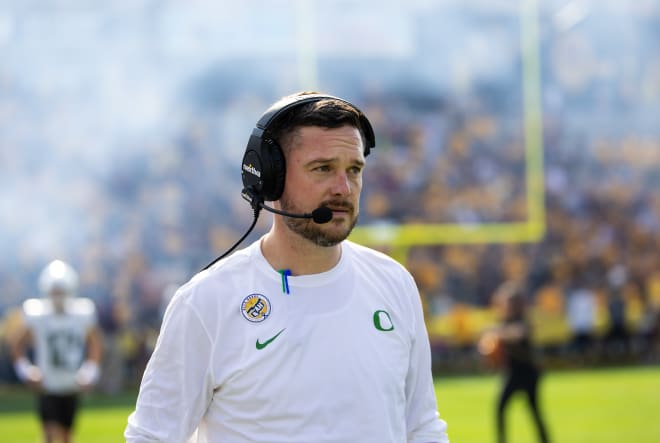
[38,260,79,297]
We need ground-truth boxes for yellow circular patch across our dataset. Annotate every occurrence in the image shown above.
[241,294,271,323]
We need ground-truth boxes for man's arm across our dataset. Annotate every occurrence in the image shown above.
[9,322,43,389]
[125,292,214,443]
[77,326,103,389]
[403,273,450,443]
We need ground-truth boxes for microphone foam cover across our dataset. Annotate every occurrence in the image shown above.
[311,207,333,224]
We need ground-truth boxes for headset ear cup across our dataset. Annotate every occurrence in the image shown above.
[261,139,286,201]
[244,94,374,202]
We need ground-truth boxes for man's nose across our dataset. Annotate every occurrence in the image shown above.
[330,171,351,196]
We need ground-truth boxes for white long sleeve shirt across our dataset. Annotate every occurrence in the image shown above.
[125,239,449,442]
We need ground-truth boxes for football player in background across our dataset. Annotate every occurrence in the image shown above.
[10,259,103,443]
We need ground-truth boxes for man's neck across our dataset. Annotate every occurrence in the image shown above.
[260,228,342,276]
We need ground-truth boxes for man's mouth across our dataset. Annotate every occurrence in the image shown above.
[322,202,353,214]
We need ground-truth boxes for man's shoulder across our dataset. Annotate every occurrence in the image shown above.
[21,297,96,324]
[172,244,256,308]
[196,241,257,278]
[68,297,96,315]
[344,240,409,272]
[22,298,49,318]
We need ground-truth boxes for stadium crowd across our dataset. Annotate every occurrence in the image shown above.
[1,1,659,389]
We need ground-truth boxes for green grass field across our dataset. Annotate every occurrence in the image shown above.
[438,365,660,443]
[0,365,658,442]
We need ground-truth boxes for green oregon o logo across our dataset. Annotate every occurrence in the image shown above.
[373,310,394,331]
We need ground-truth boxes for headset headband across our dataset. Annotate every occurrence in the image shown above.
[241,93,376,203]
[255,93,376,156]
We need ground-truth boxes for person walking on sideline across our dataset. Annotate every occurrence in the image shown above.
[492,281,550,443]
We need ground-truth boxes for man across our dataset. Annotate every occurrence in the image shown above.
[11,259,103,443]
[125,92,450,442]
[491,281,550,443]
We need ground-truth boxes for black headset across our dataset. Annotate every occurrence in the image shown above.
[241,93,376,203]
[203,94,375,270]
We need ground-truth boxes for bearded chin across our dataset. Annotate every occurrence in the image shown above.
[284,216,357,246]
[280,199,357,246]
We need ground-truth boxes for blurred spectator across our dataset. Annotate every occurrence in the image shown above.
[565,286,597,362]
[602,264,631,360]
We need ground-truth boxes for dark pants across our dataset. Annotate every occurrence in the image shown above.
[38,393,79,429]
[497,364,549,443]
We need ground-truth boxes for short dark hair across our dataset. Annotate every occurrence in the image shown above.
[266,91,368,152]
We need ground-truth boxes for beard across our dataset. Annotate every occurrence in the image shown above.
[279,196,358,247]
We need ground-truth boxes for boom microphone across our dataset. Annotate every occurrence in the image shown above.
[259,202,333,224]
[241,188,333,224]
[201,189,334,271]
